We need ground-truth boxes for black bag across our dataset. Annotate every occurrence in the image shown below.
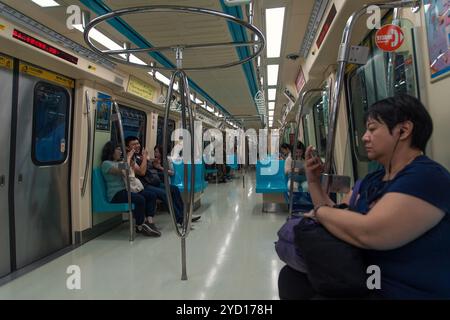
[141,168,161,187]
[294,218,369,297]
[135,156,161,187]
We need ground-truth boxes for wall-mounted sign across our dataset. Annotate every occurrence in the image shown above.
[196,113,219,128]
[423,0,450,79]
[375,24,404,52]
[127,76,155,101]
[96,93,111,131]
[295,66,306,94]
[13,29,78,65]
[19,62,74,88]
[316,4,337,50]
[0,55,12,69]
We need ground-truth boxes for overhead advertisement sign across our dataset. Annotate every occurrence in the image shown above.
[295,67,305,94]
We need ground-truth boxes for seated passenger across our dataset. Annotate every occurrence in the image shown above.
[100,141,161,237]
[125,137,200,225]
[285,141,307,192]
[279,94,450,299]
[279,143,291,160]
[152,145,175,182]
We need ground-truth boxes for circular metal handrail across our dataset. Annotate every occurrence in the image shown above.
[84,5,265,281]
[83,5,266,71]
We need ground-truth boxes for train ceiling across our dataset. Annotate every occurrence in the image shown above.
[1,0,317,129]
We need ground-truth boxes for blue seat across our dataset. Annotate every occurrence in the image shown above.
[226,154,239,171]
[255,160,288,194]
[92,167,134,213]
[284,191,314,213]
[172,162,207,193]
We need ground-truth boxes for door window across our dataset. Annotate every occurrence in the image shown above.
[32,82,70,165]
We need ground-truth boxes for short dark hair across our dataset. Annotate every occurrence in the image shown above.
[364,94,433,152]
[281,143,292,153]
[125,136,139,147]
[295,141,306,159]
[101,141,120,162]
[296,141,305,152]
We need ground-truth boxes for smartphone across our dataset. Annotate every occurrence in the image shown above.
[311,149,319,158]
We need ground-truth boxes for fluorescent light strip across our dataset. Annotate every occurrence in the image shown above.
[31,0,60,7]
[74,25,146,65]
[268,102,275,110]
[267,64,279,86]
[268,89,277,101]
[265,7,285,58]
[155,71,170,86]
[269,111,274,116]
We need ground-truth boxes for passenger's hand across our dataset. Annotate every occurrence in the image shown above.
[142,148,148,158]
[303,209,318,221]
[127,149,135,162]
[305,146,323,184]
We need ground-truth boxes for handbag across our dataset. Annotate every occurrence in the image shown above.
[275,215,309,273]
[276,180,368,297]
[125,170,144,193]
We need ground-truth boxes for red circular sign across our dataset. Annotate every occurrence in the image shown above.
[375,24,404,52]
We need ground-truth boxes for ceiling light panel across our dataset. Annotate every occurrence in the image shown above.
[267,64,279,86]
[268,102,275,110]
[265,7,286,58]
[268,89,277,101]
[31,0,60,7]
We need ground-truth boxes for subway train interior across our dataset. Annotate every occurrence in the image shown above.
[0,0,449,301]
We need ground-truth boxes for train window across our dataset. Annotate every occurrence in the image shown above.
[302,118,310,147]
[32,82,70,165]
[346,16,419,178]
[111,105,147,146]
[157,117,176,150]
[311,85,331,158]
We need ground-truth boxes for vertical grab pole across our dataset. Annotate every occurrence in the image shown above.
[323,0,420,194]
[386,7,400,96]
[288,89,323,216]
[81,90,92,197]
[162,47,195,281]
[111,101,134,242]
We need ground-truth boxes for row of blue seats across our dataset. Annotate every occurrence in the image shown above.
[93,163,208,214]
[255,159,313,213]
[93,156,239,214]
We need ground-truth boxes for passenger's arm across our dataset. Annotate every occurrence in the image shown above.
[134,150,148,177]
[309,193,445,250]
[285,157,292,175]
[108,166,124,176]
